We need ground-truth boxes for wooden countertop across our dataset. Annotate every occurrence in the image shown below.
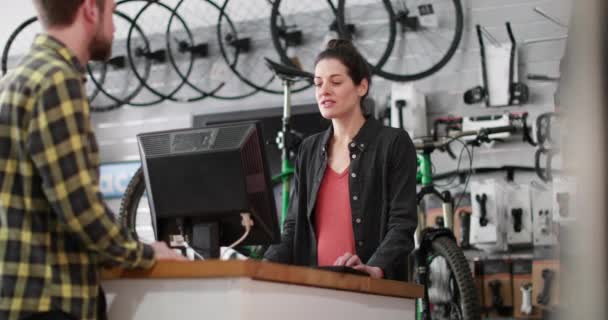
[102,260,424,299]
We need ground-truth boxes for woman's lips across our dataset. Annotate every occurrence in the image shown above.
[320,99,336,108]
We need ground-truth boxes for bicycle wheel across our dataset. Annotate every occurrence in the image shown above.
[2,17,39,75]
[125,0,195,104]
[119,167,152,240]
[169,0,259,100]
[344,0,464,81]
[86,9,150,111]
[218,0,309,94]
[2,16,105,105]
[426,236,480,320]
[270,0,347,75]
[335,0,397,73]
[86,62,112,112]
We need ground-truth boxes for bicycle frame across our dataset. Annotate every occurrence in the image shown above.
[264,57,313,229]
[279,79,295,229]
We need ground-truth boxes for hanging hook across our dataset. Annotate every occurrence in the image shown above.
[479,26,500,46]
[533,7,568,28]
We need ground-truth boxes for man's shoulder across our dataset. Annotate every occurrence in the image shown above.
[9,51,82,90]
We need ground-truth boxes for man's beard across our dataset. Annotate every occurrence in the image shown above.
[89,31,112,62]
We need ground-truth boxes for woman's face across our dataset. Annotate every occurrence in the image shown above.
[314,58,368,120]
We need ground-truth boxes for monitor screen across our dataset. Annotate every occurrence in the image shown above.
[137,121,281,258]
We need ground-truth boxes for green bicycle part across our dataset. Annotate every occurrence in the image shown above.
[417,153,433,186]
[272,169,295,183]
[416,156,422,183]
[271,163,295,232]
[280,159,294,231]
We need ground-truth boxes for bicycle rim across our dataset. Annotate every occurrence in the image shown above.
[217,0,309,94]
[336,0,397,74]
[372,0,464,81]
[125,0,193,104]
[165,0,236,100]
[2,17,104,104]
[209,0,266,100]
[1,17,38,76]
[269,0,338,89]
[87,9,151,110]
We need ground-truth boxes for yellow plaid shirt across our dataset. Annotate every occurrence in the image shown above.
[0,35,155,320]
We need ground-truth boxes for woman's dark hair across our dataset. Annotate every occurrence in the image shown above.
[315,39,372,104]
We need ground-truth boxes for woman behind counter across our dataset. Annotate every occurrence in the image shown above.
[264,39,418,281]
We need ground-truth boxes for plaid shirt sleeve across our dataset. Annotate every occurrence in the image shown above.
[26,70,155,269]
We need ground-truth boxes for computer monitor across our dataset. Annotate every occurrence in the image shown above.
[137,121,281,259]
[192,103,329,177]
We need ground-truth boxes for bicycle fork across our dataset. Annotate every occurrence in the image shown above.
[415,205,426,248]
[442,193,454,230]
[415,191,455,248]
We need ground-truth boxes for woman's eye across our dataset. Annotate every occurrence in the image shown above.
[314,83,322,87]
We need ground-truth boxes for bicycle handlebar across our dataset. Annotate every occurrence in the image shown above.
[414,125,517,150]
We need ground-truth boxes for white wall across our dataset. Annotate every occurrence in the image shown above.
[0,0,572,168]
[0,2,37,45]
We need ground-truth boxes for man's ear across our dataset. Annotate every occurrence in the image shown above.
[82,0,100,25]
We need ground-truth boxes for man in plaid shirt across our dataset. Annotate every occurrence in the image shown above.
[0,0,186,319]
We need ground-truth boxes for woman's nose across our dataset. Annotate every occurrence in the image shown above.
[318,82,331,94]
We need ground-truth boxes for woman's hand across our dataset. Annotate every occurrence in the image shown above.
[333,252,384,279]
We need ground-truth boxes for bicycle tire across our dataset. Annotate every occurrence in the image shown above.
[1,17,37,76]
[169,0,260,100]
[219,0,309,95]
[2,16,105,105]
[86,63,113,112]
[119,167,145,239]
[86,9,149,110]
[335,0,397,74]
[126,0,194,104]
[343,0,464,81]
[270,0,339,68]
[428,236,481,320]
[165,0,221,101]
[269,0,349,77]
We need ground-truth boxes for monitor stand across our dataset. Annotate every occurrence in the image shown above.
[159,219,221,260]
[191,222,220,259]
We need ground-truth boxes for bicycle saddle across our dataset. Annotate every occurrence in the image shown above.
[264,57,313,82]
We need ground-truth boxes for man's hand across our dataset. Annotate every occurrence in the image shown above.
[150,242,188,261]
[334,252,384,279]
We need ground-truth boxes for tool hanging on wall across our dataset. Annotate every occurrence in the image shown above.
[534,112,560,182]
[537,269,555,306]
[464,22,529,107]
[520,283,533,315]
[488,280,512,316]
[389,82,427,139]
[459,210,472,249]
